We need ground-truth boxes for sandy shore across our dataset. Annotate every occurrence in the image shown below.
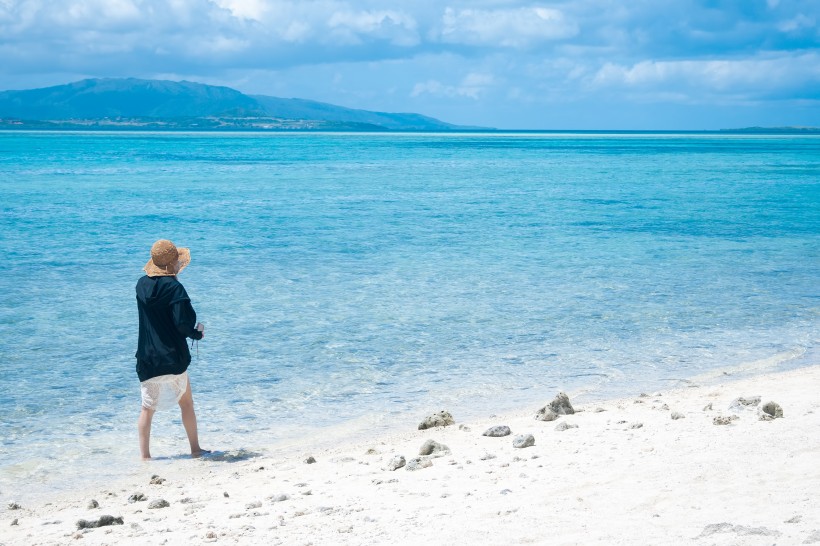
[4,365,819,545]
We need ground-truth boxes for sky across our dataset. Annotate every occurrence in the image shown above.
[0,0,819,129]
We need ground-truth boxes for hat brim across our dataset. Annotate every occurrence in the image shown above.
[144,247,191,277]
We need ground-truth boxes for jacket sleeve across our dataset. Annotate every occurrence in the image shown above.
[172,300,203,340]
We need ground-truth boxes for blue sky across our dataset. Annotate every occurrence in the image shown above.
[0,0,818,129]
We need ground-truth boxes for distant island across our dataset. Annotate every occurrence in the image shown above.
[0,78,485,132]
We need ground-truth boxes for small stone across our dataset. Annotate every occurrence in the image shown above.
[500,489,512,495]
[761,401,783,419]
[11,518,18,526]
[418,411,455,430]
[703,403,713,411]
[269,494,289,503]
[629,422,644,429]
[671,412,685,420]
[804,530,820,544]
[534,407,558,421]
[458,424,471,432]
[729,396,761,411]
[246,501,262,509]
[594,407,606,413]
[535,392,575,420]
[639,393,649,398]
[419,439,450,457]
[385,455,406,471]
[87,500,99,509]
[406,457,433,471]
[76,515,124,530]
[7,502,21,510]
[512,434,535,448]
[148,499,170,509]
[127,493,146,503]
[149,475,166,485]
[223,492,230,498]
[365,448,379,455]
[206,531,217,539]
[482,425,511,437]
[555,422,578,432]
[659,403,670,411]
[304,456,317,464]
[785,515,802,524]
[479,452,497,461]
[713,415,739,425]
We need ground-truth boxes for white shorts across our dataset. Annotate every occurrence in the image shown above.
[140,371,189,411]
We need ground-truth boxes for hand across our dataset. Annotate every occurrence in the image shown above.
[196,322,205,339]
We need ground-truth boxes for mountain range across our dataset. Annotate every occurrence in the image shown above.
[0,78,476,131]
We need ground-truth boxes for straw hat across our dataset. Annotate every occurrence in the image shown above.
[144,239,190,277]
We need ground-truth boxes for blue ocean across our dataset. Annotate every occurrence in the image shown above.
[1,131,818,499]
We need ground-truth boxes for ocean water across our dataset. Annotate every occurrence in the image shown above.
[0,131,818,499]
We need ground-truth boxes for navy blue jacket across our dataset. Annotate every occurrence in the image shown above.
[135,275,203,382]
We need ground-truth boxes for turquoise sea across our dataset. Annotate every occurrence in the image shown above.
[0,131,818,499]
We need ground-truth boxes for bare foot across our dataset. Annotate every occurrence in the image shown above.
[191,449,211,458]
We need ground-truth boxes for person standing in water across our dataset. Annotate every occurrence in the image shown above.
[135,239,208,460]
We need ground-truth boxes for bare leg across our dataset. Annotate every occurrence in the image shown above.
[138,406,155,460]
[179,378,209,457]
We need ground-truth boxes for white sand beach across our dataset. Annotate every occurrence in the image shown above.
[4,365,819,545]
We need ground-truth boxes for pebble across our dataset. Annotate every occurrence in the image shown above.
[223,492,230,498]
[419,439,450,457]
[304,456,317,464]
[512,434,535,448]
[87,500,99,509]
[148,499,170,509]
[729,396,761,411]
[535,392,575,421]
[270,494,289,503]
[418,411,455,430]
[671,412,685,420]
[149,475,166,485]
[761,401,783,419]
[703,403,713,411]
[458,424,472,432]
[405,457,433,471]
[479,453,497,461]
[713,415,739,425]
[7,502,21,510]
[127,493,146,503]
[11,518,18,526]
[555,422,578,432]
[76,515,124,529]
[629,422,644,429]
[482,425,511,437]
[386,455,406,471]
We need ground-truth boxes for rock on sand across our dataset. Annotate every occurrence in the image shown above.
[513,434,535,448]
[418,411,455,430]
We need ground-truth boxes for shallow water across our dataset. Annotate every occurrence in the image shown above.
[0,131,817,499]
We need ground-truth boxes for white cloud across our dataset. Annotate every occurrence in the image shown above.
[437,6,578,47]
[214,0,269,21]
[411,72,495,99]
[777,13,815,32]
[589,53,820,101]
[327,9,419,46]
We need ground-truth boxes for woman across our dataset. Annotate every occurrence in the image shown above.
[135,239,208,460]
